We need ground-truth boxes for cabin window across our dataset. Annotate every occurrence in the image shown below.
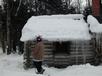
[53,41,71,54]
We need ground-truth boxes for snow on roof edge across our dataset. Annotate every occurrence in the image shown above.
[20,14,91,42]
[29,14,84,20]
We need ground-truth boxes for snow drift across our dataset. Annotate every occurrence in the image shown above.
[20,14,91,42]
[0,48,102,76]
[87,15,102,33]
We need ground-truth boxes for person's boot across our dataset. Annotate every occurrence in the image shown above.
[36,69,45,74]
[40,69,45,74]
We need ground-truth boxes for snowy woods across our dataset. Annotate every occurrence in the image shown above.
[0,0,102,76]
[0,0,92,54]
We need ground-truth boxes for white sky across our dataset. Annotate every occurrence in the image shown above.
[0,0,3,5]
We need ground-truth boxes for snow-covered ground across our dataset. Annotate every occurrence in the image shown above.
[0,47,102,76]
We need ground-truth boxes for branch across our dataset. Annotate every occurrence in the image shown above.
[15,0,22,16]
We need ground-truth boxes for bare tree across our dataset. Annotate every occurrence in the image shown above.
[6,0,11,54]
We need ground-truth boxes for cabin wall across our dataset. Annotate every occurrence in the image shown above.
[92,33,102,64]
[43,40,94,67]
[24,40,95,68]
[69,40,94,65]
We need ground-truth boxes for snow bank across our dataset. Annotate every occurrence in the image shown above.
[53,64,102,76]
[0,48,102,76]
[87,15,102,33]
[20,14,91,42]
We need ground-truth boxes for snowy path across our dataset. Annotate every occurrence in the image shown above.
[0,47,102,76]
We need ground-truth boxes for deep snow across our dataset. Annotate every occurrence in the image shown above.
[0,48,102,76]
[21,14,91,42]
[87,15,102,33]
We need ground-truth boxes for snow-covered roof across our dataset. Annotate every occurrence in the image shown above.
[87,15,102,33]
[20,14,91,42]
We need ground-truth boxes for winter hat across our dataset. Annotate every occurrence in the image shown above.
[36,36,42,42]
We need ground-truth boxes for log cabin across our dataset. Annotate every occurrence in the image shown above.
[21,14,96,68]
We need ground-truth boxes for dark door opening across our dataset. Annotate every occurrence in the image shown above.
[53,41,71,55]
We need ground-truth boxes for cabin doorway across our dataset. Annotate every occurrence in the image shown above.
[53,41,71,55]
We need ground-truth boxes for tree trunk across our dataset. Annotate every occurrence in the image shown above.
[7,0,11,55]
[1,31,6,53]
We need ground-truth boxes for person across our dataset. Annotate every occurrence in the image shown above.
[32,36,45,74]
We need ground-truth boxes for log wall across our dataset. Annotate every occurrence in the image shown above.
[24,40,95,68]
[92,33,102,63]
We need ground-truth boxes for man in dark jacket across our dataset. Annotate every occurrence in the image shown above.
[32,36,45,74]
